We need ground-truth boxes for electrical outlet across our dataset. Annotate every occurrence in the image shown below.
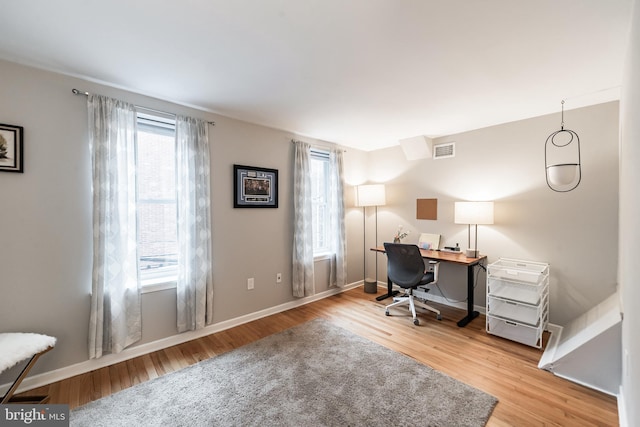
[247,278,254,290]
[276,273,282,283]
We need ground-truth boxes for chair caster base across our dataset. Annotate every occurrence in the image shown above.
[437,314,442,321]
[385,310,390,316]
[413,319,419,326]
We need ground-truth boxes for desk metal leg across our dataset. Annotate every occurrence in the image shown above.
[457,264,480,327]
[375,277,400,301]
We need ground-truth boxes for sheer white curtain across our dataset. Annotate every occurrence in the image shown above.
[328,148,347,287]
[88,94,141,359]
[175,116,213,332]
[292,140,315,297]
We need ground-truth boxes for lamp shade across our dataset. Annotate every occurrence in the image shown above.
[355,184,386,207]
[454,201,494,225]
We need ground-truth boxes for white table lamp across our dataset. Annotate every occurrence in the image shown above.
[454,201,494,257]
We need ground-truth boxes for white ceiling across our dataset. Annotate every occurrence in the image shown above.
[0,0,633,151]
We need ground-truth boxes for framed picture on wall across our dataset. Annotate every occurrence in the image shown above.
[0,123,24,173]
[233,164,278,208]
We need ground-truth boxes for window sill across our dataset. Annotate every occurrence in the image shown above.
[314,252,333,262]
[141,277,177,294]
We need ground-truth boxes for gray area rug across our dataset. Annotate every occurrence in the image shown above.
[71,319,497,426]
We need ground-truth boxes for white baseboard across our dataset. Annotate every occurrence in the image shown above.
[551,371,619,397]
[1,281,362,396]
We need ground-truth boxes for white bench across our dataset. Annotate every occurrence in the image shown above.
[0,333,56,404]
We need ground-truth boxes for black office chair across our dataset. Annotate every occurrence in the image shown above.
[384,243,442,326]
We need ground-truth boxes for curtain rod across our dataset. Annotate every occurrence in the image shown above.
[291,139,346,152]
[72,88,215,126]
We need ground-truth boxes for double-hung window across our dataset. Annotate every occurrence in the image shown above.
[136,112,178,287]
[310,149,331,256]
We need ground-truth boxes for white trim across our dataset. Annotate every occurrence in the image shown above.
[313,252,333,262]
[140,269,177,286]
[618,385,628,427]
[551,371,619,397]
[538,323,563,370]
[0,280,362,396]
[140,280,177,294]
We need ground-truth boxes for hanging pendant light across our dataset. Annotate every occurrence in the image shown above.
[545,100,581,192]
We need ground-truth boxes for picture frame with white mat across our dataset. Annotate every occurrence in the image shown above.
[418,233,441,251]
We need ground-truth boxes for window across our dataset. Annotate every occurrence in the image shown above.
[136,112,178,285]
[310,149,330,255]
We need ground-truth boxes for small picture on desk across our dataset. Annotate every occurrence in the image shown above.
[418,233,440,250]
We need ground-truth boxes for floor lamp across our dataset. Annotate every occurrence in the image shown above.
[355,184,386,294]
[454,201,494,257]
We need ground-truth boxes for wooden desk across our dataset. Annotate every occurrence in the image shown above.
[371,246,487,327]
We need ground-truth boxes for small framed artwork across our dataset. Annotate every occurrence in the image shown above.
[0,123,24,173]
[233,164,278,208]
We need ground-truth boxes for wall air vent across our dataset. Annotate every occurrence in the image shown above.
[433,142,455,159]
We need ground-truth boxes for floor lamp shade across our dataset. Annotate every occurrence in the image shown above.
[355,184,386,207]
[454,201,494,257]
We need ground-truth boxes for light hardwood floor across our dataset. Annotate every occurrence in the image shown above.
[20,287,618,426]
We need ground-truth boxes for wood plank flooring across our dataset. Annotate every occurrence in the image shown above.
[19,287,618,426]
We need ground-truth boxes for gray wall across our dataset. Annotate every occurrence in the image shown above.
[620,1,640,424]
[0,59,366,382]
[363,102,619,326]
[0,57,627,405]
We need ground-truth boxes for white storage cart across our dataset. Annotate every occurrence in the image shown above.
[486,258,549,348]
